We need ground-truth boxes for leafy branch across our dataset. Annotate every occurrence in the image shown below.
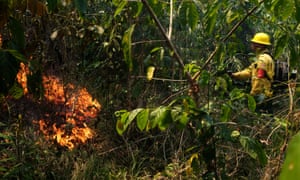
[192,0,265,81]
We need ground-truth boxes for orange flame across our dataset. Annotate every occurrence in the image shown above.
[16,62,29,94]
[18,63,101,150]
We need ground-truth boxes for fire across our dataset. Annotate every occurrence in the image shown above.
[40,75,100,149]
[16,62,29,95]
[18,63,101,150]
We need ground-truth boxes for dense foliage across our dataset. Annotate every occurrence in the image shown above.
[0,0,299,179]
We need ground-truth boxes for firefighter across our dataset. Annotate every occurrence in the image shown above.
[230,32,275,102]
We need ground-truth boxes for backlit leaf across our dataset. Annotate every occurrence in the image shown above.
[179,1,199,30]
[221,103,231,122]
[137,109,149,131]
[122,25,135,72]
[274,0,295,20]
[247,95,256,112]
[280,132,300,179]
[114,0,128,17]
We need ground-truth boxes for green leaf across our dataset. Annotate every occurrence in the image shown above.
[199,70,210,86]
[122,25,135,72]
[289,36,299,68]
[247,95,256,112]
[74,0,87,17]
[115,110,130,135]
[206,12,217,34]
[274,0,295,20]
[229,88,245,100]
[137,109,149,131]
[274,33,289,58]
[239,136,267,165]
[180,1,199,30]
[149,106,170,130]
[114,0,128,17]
[178,112,189,127]
[127,108,144,126]
[221,103,231,122]
[280,132,300,179]
[205,1,222,34]
[132,1,143,18]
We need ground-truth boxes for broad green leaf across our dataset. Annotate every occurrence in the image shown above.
[148,106,169,130]
[247,95,256,112]
[289,37,299,68]
[229,88,245,100]
[116,120,125,135]
[199,70,210,86]
[274,34,288,58]
[127,108,144,126]
[280,132,300,179]
[206,12,217,34]
[157,108,172,131]
[205,1,222,34]
[122,25,135,72]
[239,136,267,165]
[274,0,295,20]
[179,111,189,125]
[132,1,143,18]
[221,103,231,122]
[137,109,149,131]
[180,1,199,30]
[115,110,130,135]
[74,0,87,17]
[114,0,128,17]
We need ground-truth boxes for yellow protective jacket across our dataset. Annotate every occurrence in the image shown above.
[232,50,274,97]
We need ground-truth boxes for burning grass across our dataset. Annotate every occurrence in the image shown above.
[17,63,101,150]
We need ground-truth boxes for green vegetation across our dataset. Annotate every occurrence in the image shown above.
[0,0,300,179]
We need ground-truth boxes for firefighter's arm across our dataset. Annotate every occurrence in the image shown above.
[231,68,252,80]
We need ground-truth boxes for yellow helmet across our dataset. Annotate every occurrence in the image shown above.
[251,32,271,46]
